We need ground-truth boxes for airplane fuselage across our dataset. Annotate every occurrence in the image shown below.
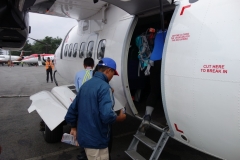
[0,55,21,62]
[52,1,240,159]
[22,54,54,64]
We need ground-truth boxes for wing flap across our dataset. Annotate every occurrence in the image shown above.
[28,91,67,131]
[51,85,76,109]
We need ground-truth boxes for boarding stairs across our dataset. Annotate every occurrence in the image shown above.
[125,116,169,160]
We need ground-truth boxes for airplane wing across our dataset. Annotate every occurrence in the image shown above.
[1,0,173,50]
[29,0,174,20]
[29,0,107,20]
[101,0,174,15]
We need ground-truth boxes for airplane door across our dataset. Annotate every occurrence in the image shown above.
[37,54,42,66]
[86,34,98,60]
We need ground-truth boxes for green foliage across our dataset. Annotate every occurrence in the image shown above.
[11,37,62,56]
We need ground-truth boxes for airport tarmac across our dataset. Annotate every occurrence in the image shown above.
[0,65,220,160]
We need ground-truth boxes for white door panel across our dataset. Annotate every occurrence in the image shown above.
[163,0,240,159]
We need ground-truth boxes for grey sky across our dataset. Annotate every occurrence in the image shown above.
[29,13,78,43]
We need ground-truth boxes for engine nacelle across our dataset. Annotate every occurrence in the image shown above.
[0,0,32,50]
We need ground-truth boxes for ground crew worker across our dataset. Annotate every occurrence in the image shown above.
[75,57,94,92]
[44,57,54,83]
[65,57,126,160]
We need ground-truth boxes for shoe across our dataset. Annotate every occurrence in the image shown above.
[46,80,48,83]
[138,114,151,132]
[51,81,53,83]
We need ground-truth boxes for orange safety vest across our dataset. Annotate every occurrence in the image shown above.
[45,61,54,70]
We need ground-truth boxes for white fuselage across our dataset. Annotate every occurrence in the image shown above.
[0,55,21,62]
[44,0,240,159]
[22,54,54,64]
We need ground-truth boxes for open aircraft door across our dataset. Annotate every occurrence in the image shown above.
[37,54,42,66]
[101,0,175,118]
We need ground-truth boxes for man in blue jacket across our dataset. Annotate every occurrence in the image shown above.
[65,57,126,160]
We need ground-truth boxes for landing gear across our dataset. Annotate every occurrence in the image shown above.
[42,122,63,143]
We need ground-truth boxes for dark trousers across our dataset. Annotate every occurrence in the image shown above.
[46,68,53,82]
[146,60,162,108]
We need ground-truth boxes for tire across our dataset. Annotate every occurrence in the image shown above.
[44,124,63,143]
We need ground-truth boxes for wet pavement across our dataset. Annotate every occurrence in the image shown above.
[0,65,220,160]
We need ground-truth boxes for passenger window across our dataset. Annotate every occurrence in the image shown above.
[87,41,94,58]
[97,40,106,60]
[68,43,73,57]
[73,43,78,58]
[64,44,68,57]
[79,42,85,58]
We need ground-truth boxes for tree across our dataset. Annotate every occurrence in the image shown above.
[10,36,62,56]
[31,36,62,54]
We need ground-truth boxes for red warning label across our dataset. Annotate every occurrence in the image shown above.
[200,65,228,74]
[171,33,190,41]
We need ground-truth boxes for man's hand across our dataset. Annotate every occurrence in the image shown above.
[116,109,126,122]
[70,128,77,140]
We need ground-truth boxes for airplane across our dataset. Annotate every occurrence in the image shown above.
[1,0,239,159]
[21,53,54,65]
[0,50,24,65]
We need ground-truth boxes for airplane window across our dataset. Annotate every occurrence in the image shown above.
[79,42,85,58]
[68,43,73,57]
[97,40,106,60]
[87,41,94,58]
[64,44,68,57]
[73,43,78,58]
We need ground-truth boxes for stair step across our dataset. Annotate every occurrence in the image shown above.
[125,150,146,160]
[134,134,157,150]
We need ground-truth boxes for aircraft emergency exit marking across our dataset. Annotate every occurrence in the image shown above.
[201,65,228,74]
[171,33,190,41]
[180,5,191,15]
[174,123,184,133]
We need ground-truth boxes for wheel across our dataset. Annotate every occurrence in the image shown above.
[44,123,63,143]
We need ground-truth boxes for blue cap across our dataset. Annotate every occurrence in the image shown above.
[98,57,119,76]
